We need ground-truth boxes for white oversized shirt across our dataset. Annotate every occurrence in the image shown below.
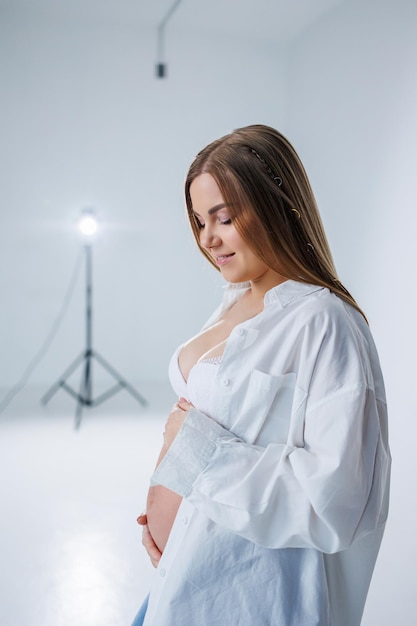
[144,280,391,626]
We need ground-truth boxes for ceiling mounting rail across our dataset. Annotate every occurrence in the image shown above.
[156,0,183,78]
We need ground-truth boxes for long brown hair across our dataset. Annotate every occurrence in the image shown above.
[185,124,366,320]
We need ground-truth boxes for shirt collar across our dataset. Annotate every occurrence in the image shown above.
[222,279,324,309]
[264,280,324,308]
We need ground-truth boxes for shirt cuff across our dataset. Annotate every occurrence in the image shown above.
[150,407,235,497]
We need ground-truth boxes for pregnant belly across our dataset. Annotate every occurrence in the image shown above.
[146,485,182,552]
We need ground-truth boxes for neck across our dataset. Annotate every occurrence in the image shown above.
[249,270,287,303]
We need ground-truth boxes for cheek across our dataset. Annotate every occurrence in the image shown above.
[228,228,248,250]
[252,255,269,271]
[244,248,270,275]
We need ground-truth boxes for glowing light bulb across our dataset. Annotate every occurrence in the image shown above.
[78,209,98,237]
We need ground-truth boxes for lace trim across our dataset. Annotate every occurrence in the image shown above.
[199,356,222,365]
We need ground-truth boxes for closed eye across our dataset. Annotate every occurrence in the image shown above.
[192,213,232,228]
[193,214,204,228]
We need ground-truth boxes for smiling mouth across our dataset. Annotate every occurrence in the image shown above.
[215,253,235,266]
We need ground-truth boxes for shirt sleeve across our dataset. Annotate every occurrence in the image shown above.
[151,304,391,554]
[151,387,390,554]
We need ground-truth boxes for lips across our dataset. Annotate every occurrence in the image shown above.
[215,253,235,266]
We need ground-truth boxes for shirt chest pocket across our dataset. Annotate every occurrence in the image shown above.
[230,370,306,447]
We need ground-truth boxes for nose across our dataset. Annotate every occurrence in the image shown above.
[200,225,221,250]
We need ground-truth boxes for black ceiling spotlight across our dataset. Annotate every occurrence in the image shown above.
[156,0,183,78]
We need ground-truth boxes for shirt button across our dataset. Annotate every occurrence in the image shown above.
[159,568,166,578]
[222,378,230,386]
[238,328,245,336]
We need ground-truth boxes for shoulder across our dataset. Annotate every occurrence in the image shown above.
[266,281,361,335]
[267,283,376,370]
[295,288,372,357]
[292,289,383,396]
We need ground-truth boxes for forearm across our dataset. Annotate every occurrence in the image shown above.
[142,400,190,555]
[151,393,388,553]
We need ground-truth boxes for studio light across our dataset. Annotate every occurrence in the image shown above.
[78,208,98,237]
[41,207,147,428]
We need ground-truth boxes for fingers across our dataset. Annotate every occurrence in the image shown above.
[170,398,192,413]
[141,523,162,568]
[136,513,162,567]
[178,397,192,410]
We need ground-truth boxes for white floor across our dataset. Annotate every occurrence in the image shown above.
[0,382,174,626]
[0,383,411,626]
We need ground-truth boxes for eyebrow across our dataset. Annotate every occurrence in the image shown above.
[208,203,228,215]
[192,203,231,218]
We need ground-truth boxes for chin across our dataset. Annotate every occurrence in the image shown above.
[221,272,248,284]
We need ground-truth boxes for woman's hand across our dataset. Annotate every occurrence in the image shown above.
[137,513,162,568]
[138,399,193,567]
[163,397,192,450]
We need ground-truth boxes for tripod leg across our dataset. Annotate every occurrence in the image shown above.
[85,350,92,405]
[41,352,86,405]
[74,352,91,429]
[92,350,147,406]
[75,395,83,430]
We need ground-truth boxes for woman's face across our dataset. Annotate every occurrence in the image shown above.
[189,173,279,285]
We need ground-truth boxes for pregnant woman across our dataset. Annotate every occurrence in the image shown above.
[131,124,391,626]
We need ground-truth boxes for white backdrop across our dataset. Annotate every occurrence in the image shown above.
[284,2,417,622]
[1,0,416,623]
[0,8,285,389]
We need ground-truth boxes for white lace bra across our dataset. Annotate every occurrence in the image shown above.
[168,345,222,420]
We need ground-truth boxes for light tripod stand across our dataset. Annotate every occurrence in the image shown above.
[41,226,147,428]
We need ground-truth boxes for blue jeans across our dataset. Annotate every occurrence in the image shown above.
[131,595,149,626]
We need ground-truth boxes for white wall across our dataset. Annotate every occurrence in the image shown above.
[0,10,285,390]
[285,1,417,623]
